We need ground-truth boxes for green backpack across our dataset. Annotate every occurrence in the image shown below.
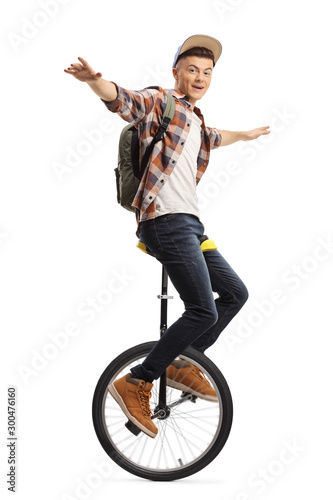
[114,91,176,212]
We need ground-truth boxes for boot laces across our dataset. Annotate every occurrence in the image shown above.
[138,388,152,417]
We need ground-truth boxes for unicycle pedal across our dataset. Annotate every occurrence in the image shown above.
[181,391,197,402]
[125,420,141,436]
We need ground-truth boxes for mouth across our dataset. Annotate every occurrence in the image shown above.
[192,85,204,92]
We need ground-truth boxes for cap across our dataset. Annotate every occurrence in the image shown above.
[172,34,222,68]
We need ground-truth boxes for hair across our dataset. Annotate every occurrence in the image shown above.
[175,46,215,68]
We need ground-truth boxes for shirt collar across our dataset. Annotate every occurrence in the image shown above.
[165,88,192,107]
[165,88,205,126]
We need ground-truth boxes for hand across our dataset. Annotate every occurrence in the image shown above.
[64,57,102,83]
[242,126,270,141]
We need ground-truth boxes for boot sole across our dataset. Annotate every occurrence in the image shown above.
[166,378,218,402]
[107,383,157,439]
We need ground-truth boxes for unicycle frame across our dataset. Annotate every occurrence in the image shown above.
[92,258,234,480]
[157,265,173,410]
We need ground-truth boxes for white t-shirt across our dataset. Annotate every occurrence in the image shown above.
[155,111,202,218]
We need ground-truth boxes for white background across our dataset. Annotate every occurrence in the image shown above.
[1,0,332,498]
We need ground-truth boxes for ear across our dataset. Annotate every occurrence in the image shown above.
[172,67,178,80]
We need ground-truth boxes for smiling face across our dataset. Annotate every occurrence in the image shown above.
[172,55,213,106]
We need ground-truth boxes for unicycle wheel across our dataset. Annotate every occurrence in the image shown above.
[92,341,233,481]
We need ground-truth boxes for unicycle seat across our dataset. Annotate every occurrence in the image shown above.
[136,235,217,255]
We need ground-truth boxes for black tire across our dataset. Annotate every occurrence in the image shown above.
[92,341,233,481]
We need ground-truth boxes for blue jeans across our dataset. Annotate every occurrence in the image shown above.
[130,213,248,383]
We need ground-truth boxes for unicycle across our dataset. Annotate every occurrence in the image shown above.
[92,246,233,481]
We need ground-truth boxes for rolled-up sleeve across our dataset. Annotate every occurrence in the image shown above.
[100,82,163,125]
[206,127,222,149]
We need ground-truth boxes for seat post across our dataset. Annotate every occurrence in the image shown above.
[158,265,173,338]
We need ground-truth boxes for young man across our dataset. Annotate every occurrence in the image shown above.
[65,35,270,438]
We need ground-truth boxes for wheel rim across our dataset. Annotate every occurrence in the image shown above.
[100,352,224,473]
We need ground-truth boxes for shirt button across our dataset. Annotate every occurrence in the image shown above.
[149,196,153,199]
[161,179,164,183]
[187,123,190,127]
[181,141,184,146]
[172,160,175,164]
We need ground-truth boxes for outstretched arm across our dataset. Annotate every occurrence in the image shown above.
[64,57,117,101]
[217,126,270,146]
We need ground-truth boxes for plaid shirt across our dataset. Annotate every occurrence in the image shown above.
[100,83,222,237]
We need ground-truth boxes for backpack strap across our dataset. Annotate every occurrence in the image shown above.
[163,92,176,120]
[138,93,176,178]
[155,92,176,140]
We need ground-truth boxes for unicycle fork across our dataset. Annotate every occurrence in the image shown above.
[156,265,173,411]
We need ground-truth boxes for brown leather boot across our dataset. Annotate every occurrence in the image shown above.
[166,359,218,402]
[108,373,158,438]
